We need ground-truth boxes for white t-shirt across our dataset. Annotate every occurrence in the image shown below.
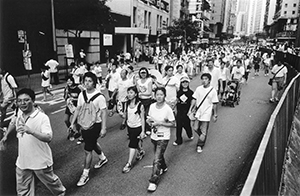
[92,66,102,77]
[203,66,222,90]
[72,68,81,84]
[137,78,152,99]
[162,76,180,102]
[116,79,131,102]
[174,72,188,81]
[127,103,142,128]
[231,66,245,81]
[16,109,53,170]
[41,70,51,87]
[77,90,107,123]
[193,85,219,121]
[271,64,288,78]
[1,73,18,100]
[148,103,175,140]
[45,59,59,73]
[108,71,120,92]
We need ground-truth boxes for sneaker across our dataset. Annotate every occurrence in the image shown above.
[188,136,194,140]
[122,162,132,173]
[94,157,108,169]
[275,97,279,102]
[77,138,84,145]
[197,146,203,153]
[160,167,168,175]
[145,130,151,136]
[173,142,181,146]
[136,150,145,161]
[77,174,89,187]
[147,183,157,192]
[269,98,275,103]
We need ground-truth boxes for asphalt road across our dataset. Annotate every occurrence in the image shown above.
[0,65,276,196]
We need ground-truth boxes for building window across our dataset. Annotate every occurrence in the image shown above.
[284,11,287,14]
[166,18,169,26]
[293,3,297,7]
[148,12,151,28]
[285,3,288,7]
[212,16,214,20]
[292,10,296,14]
[157,15,159,29]
[144,11,147,28]
[133,7,137,25]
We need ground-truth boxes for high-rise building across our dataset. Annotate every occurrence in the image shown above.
[246,0,267,35]
[210,0,227,38]
[268,0,299,42]
[235,0,249,35]
[222,0,237,35]
[170,0,189,22]
[106,0,171,52]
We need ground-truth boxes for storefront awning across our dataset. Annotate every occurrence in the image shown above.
[115,27,150,35]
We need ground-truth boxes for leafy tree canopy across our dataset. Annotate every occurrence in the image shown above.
[54,0,114,36]
[167,18,201,42]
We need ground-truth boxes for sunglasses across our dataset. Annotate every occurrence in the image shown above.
[140,72,147,74]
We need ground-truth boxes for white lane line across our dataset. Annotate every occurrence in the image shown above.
[49,99,65,106]
[60,105,66,108]
[51,108,65,114]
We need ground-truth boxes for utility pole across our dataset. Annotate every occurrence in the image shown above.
[51,0,57,58]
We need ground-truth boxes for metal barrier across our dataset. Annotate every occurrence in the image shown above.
[240,73,300,196]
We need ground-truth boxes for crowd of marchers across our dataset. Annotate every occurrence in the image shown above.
[0,43,289,195]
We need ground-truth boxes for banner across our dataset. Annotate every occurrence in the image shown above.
[103,34,113,46]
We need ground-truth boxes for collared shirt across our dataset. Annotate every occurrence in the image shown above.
[16,109,53,170]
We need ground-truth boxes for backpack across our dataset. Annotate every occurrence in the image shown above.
[5,73,18,90]
[77,91,102,130]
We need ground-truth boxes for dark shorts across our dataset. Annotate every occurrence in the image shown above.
[127,126,142,149]
[81,123,101,151]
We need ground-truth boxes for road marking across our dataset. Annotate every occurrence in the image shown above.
[51,108,65,114]
[143,165,153,168]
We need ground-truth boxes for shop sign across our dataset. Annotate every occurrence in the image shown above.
[103,34,113,46]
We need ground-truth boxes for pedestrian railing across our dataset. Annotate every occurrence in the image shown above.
[240,72,300,196]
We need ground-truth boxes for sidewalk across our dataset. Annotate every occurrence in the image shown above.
[15,61,153,95]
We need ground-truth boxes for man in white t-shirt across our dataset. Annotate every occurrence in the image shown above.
[203,58,222,93]
[231,59,245,99]
[45,59,59,85]
[188,73,218,153]
[269,61,288,103]
[71,72,108,187]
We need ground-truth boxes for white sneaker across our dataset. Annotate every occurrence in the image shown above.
[94,158,108,169]
[77,174,89,187]
[197,146,203,153]
[147,183,157,192]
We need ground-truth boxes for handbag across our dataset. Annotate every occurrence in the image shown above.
[188,87,213,121]
[268,65,285,86]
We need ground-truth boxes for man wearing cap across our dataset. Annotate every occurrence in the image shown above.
[173,76,194,146]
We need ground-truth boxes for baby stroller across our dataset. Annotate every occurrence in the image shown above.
[221,80,240,107]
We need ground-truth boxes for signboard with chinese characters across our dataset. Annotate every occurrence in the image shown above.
[18,30,26,43]
[103,34,113,46]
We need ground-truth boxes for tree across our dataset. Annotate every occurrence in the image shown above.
[201,0,211,11]
[54,0,114,37]
[167,18,201,44]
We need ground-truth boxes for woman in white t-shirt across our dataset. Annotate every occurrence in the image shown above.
[269,61,288,103]
[121,86,146,173]
[146,87,175,192]
[41,66,54,101]
[136,67,153,135]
